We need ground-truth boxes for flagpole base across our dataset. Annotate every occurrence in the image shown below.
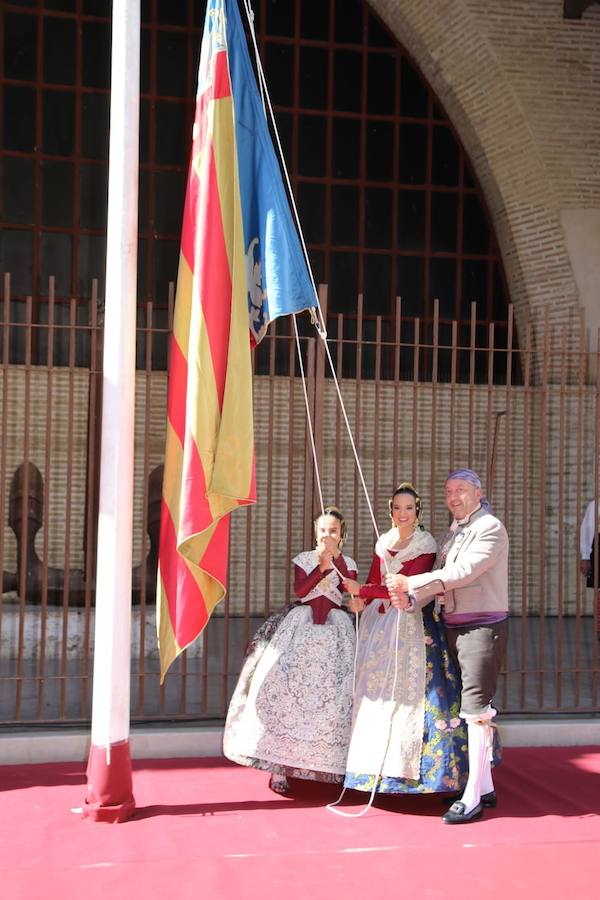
[82,739,135,823]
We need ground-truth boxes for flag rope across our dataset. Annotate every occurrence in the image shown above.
[241,0,389,565]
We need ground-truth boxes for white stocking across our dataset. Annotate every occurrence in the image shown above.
[480,741,495,797]
[479,707,496,796]
[459,720,491,814]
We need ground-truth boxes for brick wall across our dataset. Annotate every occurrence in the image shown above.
[2,367,598,625]
[369,0,600,355]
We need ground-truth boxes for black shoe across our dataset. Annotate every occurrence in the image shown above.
[442,801,484,824]
[269,774,290,795]
[442,790,496,808]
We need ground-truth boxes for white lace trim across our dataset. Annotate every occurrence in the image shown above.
[375,528,437,578]
[292,550,357,606]
[224,605,356,774]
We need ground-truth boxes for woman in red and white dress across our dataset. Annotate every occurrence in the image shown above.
[223,507,357,794]
[342,484,469,796]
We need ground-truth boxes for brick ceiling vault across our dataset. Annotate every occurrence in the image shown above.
[365,0,598,355]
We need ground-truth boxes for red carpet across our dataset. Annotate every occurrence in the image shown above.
[1,747,599,899]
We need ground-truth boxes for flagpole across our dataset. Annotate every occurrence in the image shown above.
[82,0,140,823]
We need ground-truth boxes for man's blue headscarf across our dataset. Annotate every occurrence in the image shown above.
[446,468,491,512]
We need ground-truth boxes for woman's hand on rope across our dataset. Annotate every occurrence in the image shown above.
[385,572,409,596]
[342,578,360,596]
[348,594,365,614]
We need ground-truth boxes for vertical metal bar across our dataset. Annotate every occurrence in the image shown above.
[36,277,55,719]
[160,281,176,718]
[314,285,327,512]
[555,327,568,709]
[537,310,551,709]
[501,305,514,711]
[592,329,600,708]
[448,318,458,473]
[574,310,584,707]
[485,322,495,501]
[0,275,11,656]
[430,299,439,535]
[285,327,296,599]
[241,318,258,653]
[181,640,189,716]
[303,339,316,548]
[81,279,100,719]
[392,298,401,489]
[353,295,363,563]
[373,316,382,519]
[264,320,277,617]
[243,501,253,651]
[335,313,344,504]
[15,295,33,720]
[468,302,476,467]
[221,561,230,717]
[411,318,420,488]
[242,345,257,652]
[503,306,514,532]
[59,297,77,719]
[136,299,153,717]
[520,324,533,708]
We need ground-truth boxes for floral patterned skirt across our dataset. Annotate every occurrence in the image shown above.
[223,604,356,783]
[344,603,474,794]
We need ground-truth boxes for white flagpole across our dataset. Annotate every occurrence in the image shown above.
[82,0,140,823]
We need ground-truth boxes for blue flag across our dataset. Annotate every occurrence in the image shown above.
[220,0,317,345]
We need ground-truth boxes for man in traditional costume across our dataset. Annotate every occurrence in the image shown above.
[385,469,509,824]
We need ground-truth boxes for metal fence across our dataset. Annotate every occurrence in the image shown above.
[1,275,599,726]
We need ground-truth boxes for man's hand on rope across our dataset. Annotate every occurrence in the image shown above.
[385,573,411,610]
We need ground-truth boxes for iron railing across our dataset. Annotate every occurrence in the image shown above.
[1,275,599,724]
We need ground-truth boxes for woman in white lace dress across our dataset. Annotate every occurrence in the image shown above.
[342,484,469,796]
[223,507,358,794]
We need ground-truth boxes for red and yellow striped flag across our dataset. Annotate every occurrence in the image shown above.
[156,13,255,681]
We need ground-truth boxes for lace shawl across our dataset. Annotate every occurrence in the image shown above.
[292,550,357,606]
[374,527,437,577]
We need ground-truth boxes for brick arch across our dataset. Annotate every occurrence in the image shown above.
[368,0,582,347]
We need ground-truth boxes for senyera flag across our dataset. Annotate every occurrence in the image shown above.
[157,0,316,681]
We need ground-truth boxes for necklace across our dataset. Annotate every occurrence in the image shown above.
[390,525,416,548]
